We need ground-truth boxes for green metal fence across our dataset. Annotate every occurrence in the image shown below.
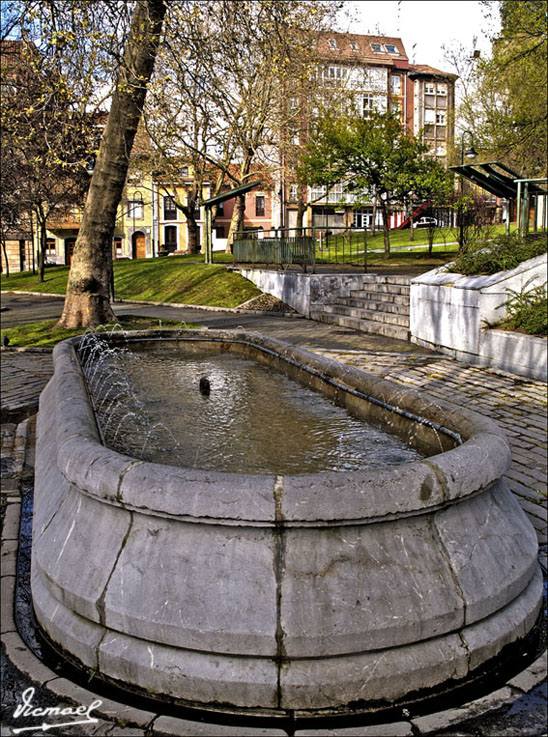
[233,228,369,270]
[233,235,316,271]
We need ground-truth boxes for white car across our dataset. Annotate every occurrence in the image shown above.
[413,216,438,228]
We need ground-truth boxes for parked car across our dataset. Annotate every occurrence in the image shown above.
[413,216,438,228]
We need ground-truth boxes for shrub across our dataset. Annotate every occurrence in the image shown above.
[500,282,548,336]
[447,232,547,276]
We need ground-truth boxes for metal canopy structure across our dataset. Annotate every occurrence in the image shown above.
[202,180,262,263]
[449,161,548,234]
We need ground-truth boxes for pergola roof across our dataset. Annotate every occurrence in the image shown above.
[449,161,548,200]
[202,180,262,208]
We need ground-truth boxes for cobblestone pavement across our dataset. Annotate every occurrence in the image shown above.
[1,307,547,736]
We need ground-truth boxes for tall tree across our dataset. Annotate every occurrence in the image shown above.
[144,0,340,252]
[450,0,547,175]
[58,0,166,327]
[299,111,428,257]
[1,39,92,282]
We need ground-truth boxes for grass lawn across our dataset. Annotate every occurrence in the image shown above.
[0,314,200,348]
[1,255,261,307]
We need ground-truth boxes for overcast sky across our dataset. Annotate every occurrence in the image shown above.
[338,0,501,72]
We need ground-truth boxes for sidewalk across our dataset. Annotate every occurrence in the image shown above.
[1,301,546,736]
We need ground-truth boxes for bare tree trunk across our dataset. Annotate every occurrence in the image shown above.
[1,236,9,278]
[58,0,166,328]
[371,195,377,236]
[227,194,245,252]
[38,216,47,283]
[185,211,200,254]
[226,152,253,252]
[380,200,391,258]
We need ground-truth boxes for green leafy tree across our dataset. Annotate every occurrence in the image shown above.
[299,111,428,257]
[454,0,547,175]
[58,0,166,328]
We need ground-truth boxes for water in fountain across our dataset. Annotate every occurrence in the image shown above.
[79,334,424,475]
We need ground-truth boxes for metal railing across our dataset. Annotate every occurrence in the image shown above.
[233,233,316,271]
[233,227,370,270]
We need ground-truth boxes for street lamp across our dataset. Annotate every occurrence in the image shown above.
[458,130,478,248]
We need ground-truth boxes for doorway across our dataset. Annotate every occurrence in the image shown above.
[132,231,146,259]
[64,237,76,265]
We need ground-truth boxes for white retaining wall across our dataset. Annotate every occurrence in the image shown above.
[410,254,547,381]
[238,269,371,318]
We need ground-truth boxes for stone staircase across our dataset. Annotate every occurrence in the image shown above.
[309,275,411,341]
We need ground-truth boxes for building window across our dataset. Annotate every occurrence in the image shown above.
[424,108,436,124]
[436,111,446,125]
[215,226,225,238]
[289,184,298,202]
[255,195,265,217]
[425,83,436,95]
[370,42,382,52]
[350,40,359,51]
[127,199,144,219]
[164,225,177,249]
[361,93,387,118]
[113,237,123,257]
[328,38,337,49]
[384,44,398,54]
[390,75,401,95]
[320,64,345,88]
[437,84,447,96]
[216,201,224,215]
[180,166,189,177]
[163,196,177,220]
[45,238,56,256]
[390,100,402,116]
[193,207,201,220]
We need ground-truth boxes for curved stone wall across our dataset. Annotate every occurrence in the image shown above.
[31,330,542,714]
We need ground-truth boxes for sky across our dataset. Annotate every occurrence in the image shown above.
[338,0,501,72]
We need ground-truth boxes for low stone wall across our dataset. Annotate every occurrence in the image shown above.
[410,254,547,381]
[32,330,542,715]
[238,269,372,317]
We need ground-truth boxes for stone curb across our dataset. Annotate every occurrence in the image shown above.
[2,493,547,736]
[1,290,303,318]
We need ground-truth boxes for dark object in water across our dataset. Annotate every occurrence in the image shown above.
[199,377,210,396]
[2,335,9,347]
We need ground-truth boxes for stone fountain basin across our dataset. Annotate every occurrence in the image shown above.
[31,329,542,714]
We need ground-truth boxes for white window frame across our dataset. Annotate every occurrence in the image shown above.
[436,111,446,125]
[437,84,447,96]
[127,200,144,220]
[425,83,435,95]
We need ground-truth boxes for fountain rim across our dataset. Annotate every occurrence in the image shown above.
[49,329,512,527]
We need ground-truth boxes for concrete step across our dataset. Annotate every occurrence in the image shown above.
[321,304,410,327]
[340,297,410,316]
[351,283,410,296]
[348,290,410,306]
[310,310,411,341]
[359,275,411,286]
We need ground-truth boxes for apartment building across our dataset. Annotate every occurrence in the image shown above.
[279,30,457,232]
